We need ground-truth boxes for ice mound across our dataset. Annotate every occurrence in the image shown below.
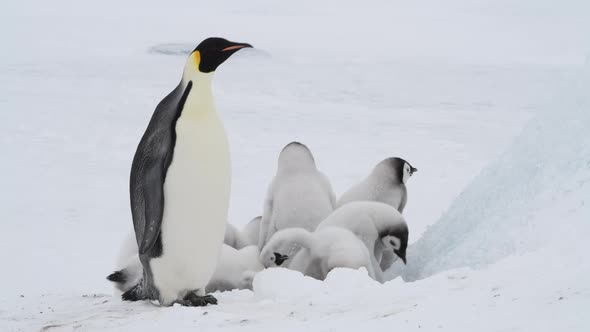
[253,267,379,304]
[253,268,323,302]
[391,70,590,281]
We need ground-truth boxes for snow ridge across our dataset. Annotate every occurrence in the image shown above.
[392,67,590,281]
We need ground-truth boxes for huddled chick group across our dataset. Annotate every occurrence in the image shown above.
[108,142,416,293]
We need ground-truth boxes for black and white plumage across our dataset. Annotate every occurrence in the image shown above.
[107,236,263,295]
[107,232,143,293]
[124,37,252,306]
[258,142,336,248]
[316,201,409,281]
[337,157,417,213]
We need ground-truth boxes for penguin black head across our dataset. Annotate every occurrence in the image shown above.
[383,157,417,184]
[191,37,252,73]
[381,225,409,264]
[394,241,408,265]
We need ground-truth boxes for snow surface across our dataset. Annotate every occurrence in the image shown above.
[1,0,589,331]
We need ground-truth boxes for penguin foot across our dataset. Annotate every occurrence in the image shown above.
[183,292,218,307]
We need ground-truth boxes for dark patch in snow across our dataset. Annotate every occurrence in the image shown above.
[148,43,192,56]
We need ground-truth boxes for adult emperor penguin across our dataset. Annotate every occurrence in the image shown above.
[124,37,252,307]
[337,157,417,212]
[258,142,336,248]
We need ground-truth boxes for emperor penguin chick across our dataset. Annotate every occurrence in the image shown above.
[224,216,263,249]
[206,245,264,293]
[224,223,247,249]
[106,232,142,293]
[260,227,377,281]
[258,142,336,248]
[317,201,409,280]
[337,157,417,212]
[241,216,262,248]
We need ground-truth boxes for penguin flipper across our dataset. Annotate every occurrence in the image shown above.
[138,164,166,254]
[130,81,193,255]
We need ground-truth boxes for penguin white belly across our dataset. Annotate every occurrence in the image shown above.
[150,103,231,305]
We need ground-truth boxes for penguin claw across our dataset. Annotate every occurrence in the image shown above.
[183,293,218,307]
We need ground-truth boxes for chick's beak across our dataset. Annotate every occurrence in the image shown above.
[273,252,289,266]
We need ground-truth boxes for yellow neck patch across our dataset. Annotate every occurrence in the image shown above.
[192,51,201,71]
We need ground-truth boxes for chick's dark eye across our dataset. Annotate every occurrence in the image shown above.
[390,240,395,246]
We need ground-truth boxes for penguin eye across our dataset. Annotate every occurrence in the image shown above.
[390,240,395,246]
[270,256,275,261]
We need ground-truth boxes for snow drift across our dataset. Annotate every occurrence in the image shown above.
[391,68,590,281]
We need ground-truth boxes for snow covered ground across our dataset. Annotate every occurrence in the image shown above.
[1,0,589,331]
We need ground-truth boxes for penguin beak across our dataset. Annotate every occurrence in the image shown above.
[222,43,253,52]
[411,167,418,174]
[273,252,289,266]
